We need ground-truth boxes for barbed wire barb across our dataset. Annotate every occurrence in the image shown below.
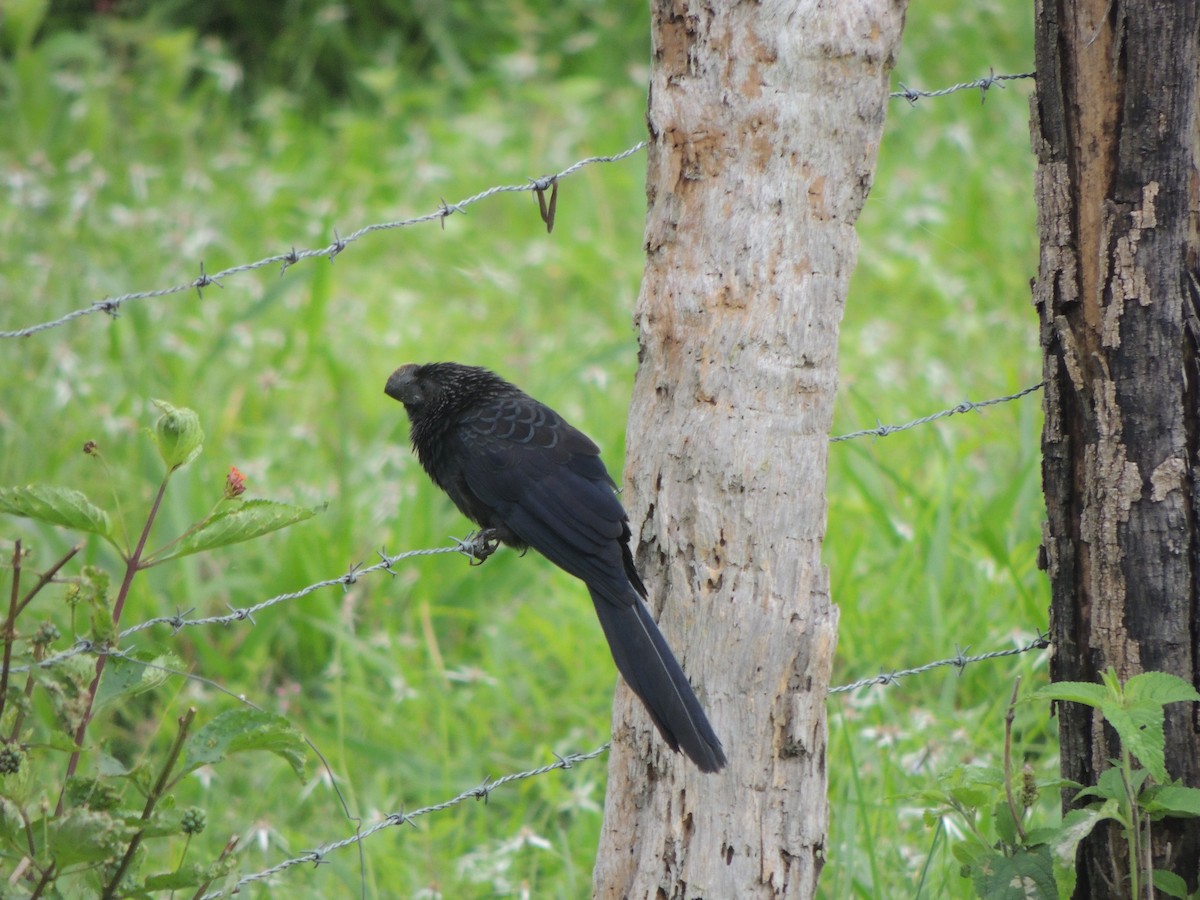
[3,69,1036,340]
[828,632,1050,695]
[830,382,1044,443]
[7,541,475,674]
[891,69,1035,105]
[0,143,648,339]
[196,744,612,899]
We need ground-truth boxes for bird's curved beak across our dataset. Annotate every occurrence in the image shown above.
[385,364,422,407]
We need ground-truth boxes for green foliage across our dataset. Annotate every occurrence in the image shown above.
[144,498,323,565]
[26,0,649,112]
[183,709,307,780]
[0,406,317,897]
[151,399,204,470]
[0,485,114,541]
[924,672,1200,900]
[0,0,1058,895]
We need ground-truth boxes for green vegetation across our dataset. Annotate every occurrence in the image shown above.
[1,1,1043,896]
[923,672,1200,900]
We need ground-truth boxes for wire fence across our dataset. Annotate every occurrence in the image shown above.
[890,69,1035,104]
[188,627,1050,898]
[0,70,1036,341]
[830,382,1044,443]
[9,380,1043,679]
[0,67,1046,897]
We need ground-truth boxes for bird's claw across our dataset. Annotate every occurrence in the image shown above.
[454,529,501,565]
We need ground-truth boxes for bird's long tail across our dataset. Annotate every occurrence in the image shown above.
[589,589,726,773]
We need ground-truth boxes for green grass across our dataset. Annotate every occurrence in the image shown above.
[0,2,1048,896]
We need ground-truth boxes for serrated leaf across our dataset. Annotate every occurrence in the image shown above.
[971,844,1056,899]
[41,807,137,867]
[1143,784,1200,819]
[95,651,182,710]
[1051,804,1118,900]
[948,785,992,809]
[183,709,306,780]
[1076,768,1134,806]
[147,499,323,564]
[993,797,1020,846]
[0,484,112,537]
[1029,682,1109,708]
[1104,704,1167,782]
[952,838,992,867]
[1152,868,1190,898]
[144,864,207,891]
[1124,671,1200,706]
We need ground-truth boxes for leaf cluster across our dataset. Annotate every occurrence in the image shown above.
[0,405,317,897]
[924,672,1200,899]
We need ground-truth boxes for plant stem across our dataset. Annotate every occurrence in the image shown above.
[57,471,172,815]
[16,543,83,617]
[1002,677,1026,843]
[3,542,83,733]
[29,862,56,900]
[190,834,240,900]
[0,540,23,725]
[1121,747,1141,899]
[102,707,196,900]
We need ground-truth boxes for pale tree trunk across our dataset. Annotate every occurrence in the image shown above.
[592,2,907,897]
[1032,0,1200,895]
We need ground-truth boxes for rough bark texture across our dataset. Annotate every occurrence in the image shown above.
[1032,0,1200,894]
[592,2,906,898]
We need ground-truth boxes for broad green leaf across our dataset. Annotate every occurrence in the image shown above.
[948,784,992,809]
[183,708,306,779]
[147,499,323,564]
[1143,784,1200,819]
[1029,682,1108,709]
[144,865,206,891]
[95,651,183,710]
[1076,767,1137,807]
[952,837,992,868]
[993,797,1020,846]
[41,807,136,867]
[97,753,132,777]
[970,844,1056,899]
[1104,703,1167,783]
[1152,869,1190,898]
[1051,804,1118,900]
[0,484,112,537]
[1124,671,1200,706]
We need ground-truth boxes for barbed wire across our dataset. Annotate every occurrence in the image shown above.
[12,379,1049,677]
[829,632,1049,694]
[8,540,481,674]
[830,382,1043,443]
[890,69,1035,104]
[1,70,1035,341]
[0,144,647,340]
[196,743,612,899]
[193,629,1048,896]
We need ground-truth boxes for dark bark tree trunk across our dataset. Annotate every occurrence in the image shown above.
[1032,0,1200,895]
[591,1,907,897]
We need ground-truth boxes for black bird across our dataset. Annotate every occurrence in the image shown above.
[385,362,726,773]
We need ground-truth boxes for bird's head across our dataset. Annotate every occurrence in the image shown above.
[384,363,430,414]
[385,362,514,422]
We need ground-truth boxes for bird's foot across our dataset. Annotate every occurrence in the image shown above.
[454,529,501,565]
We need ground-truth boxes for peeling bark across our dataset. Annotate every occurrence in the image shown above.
[1032,0,1200,894]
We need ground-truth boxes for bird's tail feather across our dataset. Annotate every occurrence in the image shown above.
[589,589,726,773]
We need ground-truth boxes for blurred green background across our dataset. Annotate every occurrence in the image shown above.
[0,0,1045,896]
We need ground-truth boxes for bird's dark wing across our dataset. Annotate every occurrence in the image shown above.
[455,395,727,772]
[454,396,634,607]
